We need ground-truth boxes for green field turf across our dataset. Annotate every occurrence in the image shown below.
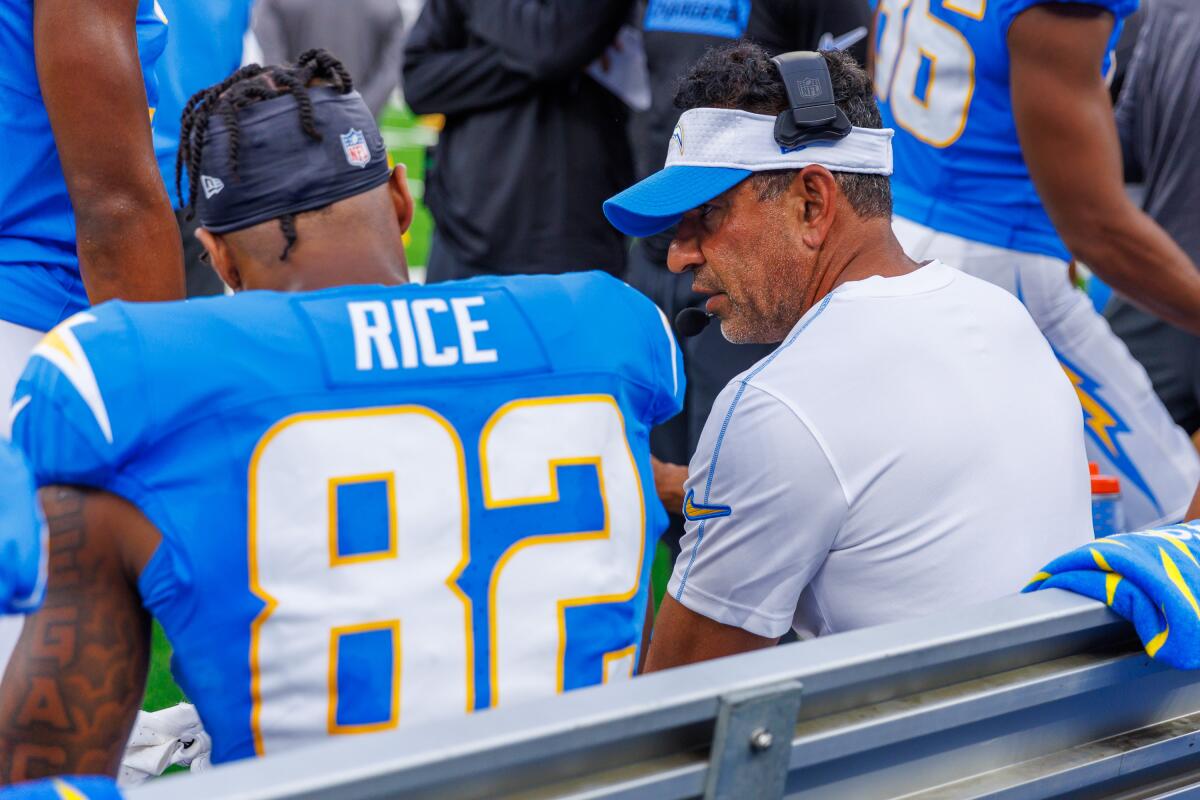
[380,104,437,273]
[142,104,675,713]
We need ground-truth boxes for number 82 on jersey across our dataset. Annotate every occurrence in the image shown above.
[247,395,647,755]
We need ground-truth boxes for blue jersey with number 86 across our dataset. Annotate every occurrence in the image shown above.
[872,0,1136,260]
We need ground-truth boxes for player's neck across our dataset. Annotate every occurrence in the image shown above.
[265,241,410,292]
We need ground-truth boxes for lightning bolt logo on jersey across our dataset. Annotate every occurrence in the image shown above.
[9,273,684,764]
[872,0,1137,261]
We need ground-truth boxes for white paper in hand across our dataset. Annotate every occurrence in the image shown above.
[587,26,652,112]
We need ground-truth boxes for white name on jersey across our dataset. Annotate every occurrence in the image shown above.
[348,296,498,371]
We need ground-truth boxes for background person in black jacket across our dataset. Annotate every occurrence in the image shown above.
[403,0,636,282]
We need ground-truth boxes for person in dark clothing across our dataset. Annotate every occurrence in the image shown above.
[403,0,636,282]
[630,0,873,554]
[1106,0,1200,441]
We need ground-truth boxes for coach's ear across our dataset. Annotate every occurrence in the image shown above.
[195,227,242,292]
[388,164,415,236]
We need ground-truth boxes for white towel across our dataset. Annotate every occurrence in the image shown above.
[119,703,212,787]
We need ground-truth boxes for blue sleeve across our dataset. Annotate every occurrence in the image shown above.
[641,290,686,426]
[605,276,685,426]
[9,306,152,494]
[0,442,46,614]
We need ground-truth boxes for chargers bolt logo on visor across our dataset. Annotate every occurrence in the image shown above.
[340,128,372,168]
[671,124,685,156]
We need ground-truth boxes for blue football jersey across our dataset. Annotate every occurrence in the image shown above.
[0,0,167,331]
[0,440,46,614]
[11,273,684,764]
[0,777,121,800]
[873,0,1137,259]
[153,0,253,207]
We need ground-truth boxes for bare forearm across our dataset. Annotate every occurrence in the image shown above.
[643,596,774,673]
[1067,208,1200,336]
[0,488,149,783]
[76,199,184,305]
[1008,6,1200,335]
[651,456,687,514]
[36,0,185,305]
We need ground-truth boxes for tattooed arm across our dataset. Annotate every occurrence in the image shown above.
[0,486,160,783]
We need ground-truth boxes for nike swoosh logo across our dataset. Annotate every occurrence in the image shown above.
[682,489,732,521]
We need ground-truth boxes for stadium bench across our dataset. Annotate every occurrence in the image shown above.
[127,589,1200,799]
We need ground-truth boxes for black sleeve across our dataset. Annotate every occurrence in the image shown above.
[459,0,634,82]
[1114,32,1145,183]
[401,0,537,115]
[747,0,873,64]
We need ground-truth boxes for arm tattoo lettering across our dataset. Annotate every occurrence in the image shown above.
[0,487,150,783]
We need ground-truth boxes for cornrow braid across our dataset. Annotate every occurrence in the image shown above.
[176,63,267,210]
[175,49,355,260]
[278,213,299,261]
[297,48,355,93]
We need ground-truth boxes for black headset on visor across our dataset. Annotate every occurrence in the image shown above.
[771,51,853,149]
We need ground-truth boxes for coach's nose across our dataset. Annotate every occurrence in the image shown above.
[667,214,704,274]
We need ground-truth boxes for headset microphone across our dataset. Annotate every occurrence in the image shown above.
[675,307,713,338]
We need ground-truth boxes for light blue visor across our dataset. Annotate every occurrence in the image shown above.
[602,165,751,237]
[603,108,894,238]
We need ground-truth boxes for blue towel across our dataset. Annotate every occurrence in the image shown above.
[0,776,122,799]
[1024,522,1200,669]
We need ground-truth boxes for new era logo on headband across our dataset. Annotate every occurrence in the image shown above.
[340,128,371,168]
[201,175,224,199]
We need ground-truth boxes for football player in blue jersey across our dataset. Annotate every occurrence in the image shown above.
[872,0,1200,528]
[0,0,185,430]
[0,51,683,782]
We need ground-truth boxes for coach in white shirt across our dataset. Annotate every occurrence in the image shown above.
[603,44,1092,670]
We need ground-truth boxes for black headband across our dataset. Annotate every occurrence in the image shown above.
[194,87,391,233]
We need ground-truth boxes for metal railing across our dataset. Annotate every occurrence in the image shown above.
[128,589,1200,800]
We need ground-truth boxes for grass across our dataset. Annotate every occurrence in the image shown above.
[379,104,438,273]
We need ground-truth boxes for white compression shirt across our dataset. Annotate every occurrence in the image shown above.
[667,261,1093,638]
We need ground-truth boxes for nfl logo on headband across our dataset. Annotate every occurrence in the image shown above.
[340,128,371,168]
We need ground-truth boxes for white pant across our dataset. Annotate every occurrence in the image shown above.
[0,317,44,674]
[895,217,1200,529]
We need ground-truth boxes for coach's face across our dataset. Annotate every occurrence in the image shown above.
[668,176,817,344]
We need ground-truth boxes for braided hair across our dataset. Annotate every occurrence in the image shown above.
[177,49,355,260]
